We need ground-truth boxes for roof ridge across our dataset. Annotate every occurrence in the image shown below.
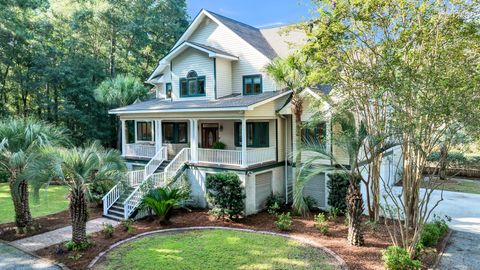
[205,9,260,31]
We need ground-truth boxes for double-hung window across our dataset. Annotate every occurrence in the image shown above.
[234,122,269,147]
[136,121,153,142]
[180,70,206,97]
[162,122,188,144]
[243,75,262,95]
[302,122,326,145]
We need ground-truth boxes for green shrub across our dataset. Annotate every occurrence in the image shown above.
[275,212,293,231]
[328,207,341,221]
[65,240,91,251]
[205,172,245,219]
[266,193,284,215]
[120,219,134,233]
[382,246,421,270]
[303,196,317,211]
[140,187,188,224]
[0,168,8,183]
[102,223,114,238]
[327,172,350,212]
[419,215,450,248]
[212,141,226,149]
[314,213,329,235]
[88,179,115,204]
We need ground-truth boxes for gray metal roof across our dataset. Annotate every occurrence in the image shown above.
[110,91,292,114]
[207,10,278,60]
[187,41,238,58]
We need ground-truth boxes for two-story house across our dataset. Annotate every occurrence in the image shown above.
[103,9,355,220]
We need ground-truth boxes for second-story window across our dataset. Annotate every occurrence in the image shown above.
[165,83,172,98]
[180,70,206,97]
[243,75,262,95]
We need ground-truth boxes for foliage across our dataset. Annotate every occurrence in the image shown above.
[140,187,188,224]
[428,152,480,167]
[303,196,317,211]
[205,172,245,219]
[87,179,115,204]
[102,223,114,238]
[314,213,329,235]
[65,240,91,252]
[98,230,337,269]
[212,141,226,150]
[382,246,421,270]
[266,193,284,215]
[274,212,293,231]
[120,219,134,234]
[419,215,450,248]
[328,207,341,220]
[327,172,350,213]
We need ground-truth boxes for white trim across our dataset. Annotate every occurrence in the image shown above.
[134,120,155,143]
[246,90,292,110]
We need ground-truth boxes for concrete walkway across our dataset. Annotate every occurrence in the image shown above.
[436,231,480,270]
[0,242,61,270]
[11,217,118,252]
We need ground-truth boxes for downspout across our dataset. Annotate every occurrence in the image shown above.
[279,114,289,204]
[213,58,217,100]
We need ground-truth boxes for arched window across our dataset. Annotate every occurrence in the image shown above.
[180,70,205,97]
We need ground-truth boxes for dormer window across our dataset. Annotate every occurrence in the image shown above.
[180,70,206,97]
[243,75,262,95]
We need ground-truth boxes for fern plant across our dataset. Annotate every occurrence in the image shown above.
[140,187,188,224]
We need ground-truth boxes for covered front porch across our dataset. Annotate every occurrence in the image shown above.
[120,118,277,168]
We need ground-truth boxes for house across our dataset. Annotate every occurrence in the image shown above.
[102,9,379,220]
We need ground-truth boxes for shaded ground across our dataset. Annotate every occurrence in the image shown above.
[0,242,61,270]
[0,183,70,224]
[437,231,480,270]
[37,210,395,270]
[93,229,342,270]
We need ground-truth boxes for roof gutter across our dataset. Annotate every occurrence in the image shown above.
[109,107,249,115]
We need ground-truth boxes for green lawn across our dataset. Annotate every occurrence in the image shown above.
[96,230,340,270]
[422,177,480,194]
[0,183,70,224]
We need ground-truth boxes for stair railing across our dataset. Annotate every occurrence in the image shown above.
[144,146,167,178]
[102,184,121,215]
[123,172,165,219]
[164,148,191,183]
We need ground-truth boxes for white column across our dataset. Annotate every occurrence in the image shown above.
[241,118,247,167]
[190,119,198,162]
[121,119,126,156]
[155,120,162,153]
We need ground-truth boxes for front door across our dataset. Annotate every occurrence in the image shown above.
[201,124,218,148]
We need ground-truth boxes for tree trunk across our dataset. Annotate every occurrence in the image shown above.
[70,189,89,245]
[370,152,383,222]
[347,175,364,246]
[439,144,448,180]
[110,28,116,78]
[10,177,33,234]
[117,117,122,151]
[292,96,308,216]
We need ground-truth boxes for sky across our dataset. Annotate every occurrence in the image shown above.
[186,0,315,28]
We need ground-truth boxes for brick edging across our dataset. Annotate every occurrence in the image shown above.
[0,239,69,270]
[431,229,453,270]
[87,226,349,269]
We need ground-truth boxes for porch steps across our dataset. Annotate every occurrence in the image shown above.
[155,160,171,173]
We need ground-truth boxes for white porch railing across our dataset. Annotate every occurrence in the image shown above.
[124,172,166,219]
[144,146,167,177]
[198,148,242,166]
[127,170,144,187]
[102,184,121,215]
[125,143,156,158]
[247,147,276,166]
[164,148,190,182]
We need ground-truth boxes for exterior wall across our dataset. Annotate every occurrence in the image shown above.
[188,16,277,94]
[171,47,215,100]
[197,120,235,150]
[215,58,233,98]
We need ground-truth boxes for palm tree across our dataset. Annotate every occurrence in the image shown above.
[94,74,149,149]
[140,187,188,224]
[31,142,126,246]
[265,54,314,216]
[0,118,69,234]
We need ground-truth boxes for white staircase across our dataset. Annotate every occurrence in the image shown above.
[102,147,191,221]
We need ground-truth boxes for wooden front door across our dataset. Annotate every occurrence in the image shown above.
[201,124,218,148]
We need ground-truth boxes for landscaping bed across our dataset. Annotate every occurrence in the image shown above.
[0,205,102,242]
[33,208,443,270]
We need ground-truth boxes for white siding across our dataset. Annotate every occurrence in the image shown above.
[255,171,273,211]
[215,58,232,98]
[188,16,278,94]
[171,48,214,100]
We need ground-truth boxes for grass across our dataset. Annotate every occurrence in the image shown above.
[422,177,480,194]
[97,230,339,270]
[0,183,70,224]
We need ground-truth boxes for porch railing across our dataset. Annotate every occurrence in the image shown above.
[127,170,144,187]
[102,184,121,215]
[198,148,242,166]
[164,148,190,182]
[247,147,276,166]
[125,143,156,158]
[124,172,166,219]
[144,146,167,177]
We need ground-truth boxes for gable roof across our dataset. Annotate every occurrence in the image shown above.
[206,10,278,60]
[109,90,292,114]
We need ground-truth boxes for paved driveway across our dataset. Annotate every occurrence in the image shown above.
[436,230,480,270]
[0,242,61,270]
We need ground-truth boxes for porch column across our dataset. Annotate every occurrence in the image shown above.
[155,120,162,153]
[241,118,247,168]
[121,119,126,157]
[190,119,198,162]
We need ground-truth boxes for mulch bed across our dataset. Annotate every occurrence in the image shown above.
[0,205,102,242]
[34,209,446,270]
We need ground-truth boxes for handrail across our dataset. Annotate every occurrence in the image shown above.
[247,146,276,166]
[197,148,242,166]
[164,148,191,183]
[144,146,167,178]
[127,170,144,187]
[123,172,165,219]
[102,184,121,215]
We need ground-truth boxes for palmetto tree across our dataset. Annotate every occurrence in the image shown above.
[0,118,69,233]
[94,74,149,149]
[265,54,314,216]
[32,142,126,245]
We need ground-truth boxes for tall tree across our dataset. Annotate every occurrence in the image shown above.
[0,118,69,233]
